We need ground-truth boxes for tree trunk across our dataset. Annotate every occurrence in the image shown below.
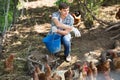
[12,0,18,25]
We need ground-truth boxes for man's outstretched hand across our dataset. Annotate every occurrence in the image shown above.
[72,27,81,37]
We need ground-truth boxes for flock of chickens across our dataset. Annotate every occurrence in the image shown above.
[4,40,120,80]
[32,49,120,80]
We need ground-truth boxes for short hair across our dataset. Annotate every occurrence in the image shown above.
[59,2,69,10]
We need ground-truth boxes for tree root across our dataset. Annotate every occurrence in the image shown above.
[105,22,120,31]
[111,34,120,40]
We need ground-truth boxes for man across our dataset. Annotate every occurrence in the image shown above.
[50,2,81,62]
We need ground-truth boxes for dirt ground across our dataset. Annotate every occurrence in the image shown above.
[0,0,120,80]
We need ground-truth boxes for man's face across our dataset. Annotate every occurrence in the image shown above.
[59,7,69,18]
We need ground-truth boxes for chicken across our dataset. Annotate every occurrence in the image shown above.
[35,65,41,74]
[64,68,74,80]
[78,61,97,80]
[38,63,54,80]
[52,72,62,80]
[45,63,52,78]
[87,61,97,80]
[97,60,111,73]
[86,67,94,80]
[38,73,46,80]
[71,11,81,27]
[79,61,88,80]
[96,60,112,80]
[33,70,39,80]
[33,65,41,80]
[4,54,15,72]
[115,8,120,19]
[112,52,120,71]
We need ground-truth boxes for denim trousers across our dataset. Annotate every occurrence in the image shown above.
[61,34,71,57]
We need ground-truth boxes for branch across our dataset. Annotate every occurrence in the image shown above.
[27,55,42,65]
[105,22,120,31]
[78,0,110,25]
[27,55,45,72]
[110,34,120,40]
[84,3,110,25]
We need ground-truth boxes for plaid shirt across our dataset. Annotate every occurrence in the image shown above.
[51,11,74,28]
[50,11,74,39]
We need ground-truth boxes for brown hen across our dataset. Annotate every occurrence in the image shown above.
[64,68,74,80]
[115,8,120,19]
[4,54,15,72]
[113,52,120,71]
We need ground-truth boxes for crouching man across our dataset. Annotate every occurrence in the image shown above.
[50,2,81,62]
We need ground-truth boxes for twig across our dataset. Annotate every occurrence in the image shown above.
[50,57,60,63]
[27,55,42,65]
[15,57,26,61]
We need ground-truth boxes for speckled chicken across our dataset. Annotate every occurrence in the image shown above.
[71,11,81,27]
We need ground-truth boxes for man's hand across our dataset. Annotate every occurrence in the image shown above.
[52,26,57,33]
[72,27,81,37]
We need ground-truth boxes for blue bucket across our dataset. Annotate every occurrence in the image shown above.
[42,34,61,54]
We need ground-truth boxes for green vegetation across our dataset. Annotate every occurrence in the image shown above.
[0,0,13,32]
[55,0,73,5]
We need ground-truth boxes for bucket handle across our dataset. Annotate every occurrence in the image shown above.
[51,32,56,42]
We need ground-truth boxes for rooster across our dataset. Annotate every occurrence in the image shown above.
[4,54,15,72]
[79,61,88,80]
[115,8,120,19]
[71,11,81,27]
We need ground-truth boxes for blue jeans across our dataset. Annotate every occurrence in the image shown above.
[48,31,71,56]
[61,34,71,57]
